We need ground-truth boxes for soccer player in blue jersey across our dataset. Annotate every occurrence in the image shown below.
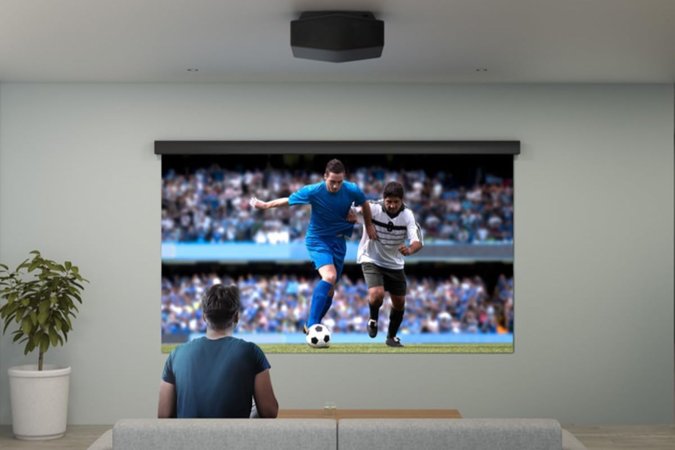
[251,159,377,333]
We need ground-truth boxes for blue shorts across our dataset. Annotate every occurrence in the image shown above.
[305,235,346,280]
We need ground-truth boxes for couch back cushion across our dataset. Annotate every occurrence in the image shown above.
[338,418,561,450]
[112,418,336,450]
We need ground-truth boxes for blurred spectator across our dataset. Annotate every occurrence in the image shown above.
[161,272,514,337]
[162,165,513,244]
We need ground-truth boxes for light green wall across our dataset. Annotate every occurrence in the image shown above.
[0,83,673,424]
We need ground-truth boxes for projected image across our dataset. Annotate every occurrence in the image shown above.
[161,152,514,353]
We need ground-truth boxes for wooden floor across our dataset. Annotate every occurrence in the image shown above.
[0,424,674,449]
[0,425,110,449]
[565,425,675,450]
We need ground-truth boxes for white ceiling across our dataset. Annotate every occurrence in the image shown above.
[1,0,675,83]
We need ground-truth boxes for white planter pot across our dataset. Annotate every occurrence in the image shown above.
[8,364,71,440]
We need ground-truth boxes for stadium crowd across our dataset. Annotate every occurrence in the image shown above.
[161,273,514,338]
[161,165,513,244]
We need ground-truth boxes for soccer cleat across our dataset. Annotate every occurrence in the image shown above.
[367,319,378,338]
[385,336,404,348]
[303,324,309,335]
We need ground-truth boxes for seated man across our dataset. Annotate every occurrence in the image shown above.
[158,284,278,418]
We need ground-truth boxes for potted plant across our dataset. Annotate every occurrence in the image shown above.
[0,250,87,440]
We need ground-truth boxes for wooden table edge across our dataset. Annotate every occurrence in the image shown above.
[277,409,462,419]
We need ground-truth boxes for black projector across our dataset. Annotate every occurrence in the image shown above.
[291,11,384,62]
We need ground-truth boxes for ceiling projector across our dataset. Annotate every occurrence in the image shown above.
[290,11,384,62]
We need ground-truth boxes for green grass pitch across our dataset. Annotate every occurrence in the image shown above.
[162,343,513,354]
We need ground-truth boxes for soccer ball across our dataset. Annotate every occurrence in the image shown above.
[306,324,331,348]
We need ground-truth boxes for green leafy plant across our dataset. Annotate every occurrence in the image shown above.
[0,251,87,370]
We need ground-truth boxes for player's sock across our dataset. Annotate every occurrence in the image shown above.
[369,303,380,322]
[307,280,332,327]
[319,294,333,322]
[388,308,404,338]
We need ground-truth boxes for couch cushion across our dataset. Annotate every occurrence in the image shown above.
[112,418,336,450]
[337,418,562,450]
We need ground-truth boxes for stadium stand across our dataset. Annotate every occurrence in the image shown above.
[161,165,513,244]
[161,273,513,338]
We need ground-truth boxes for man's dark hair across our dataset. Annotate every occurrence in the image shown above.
[383,181,404,200]
[325,159,346,175]
[202,284,240,330]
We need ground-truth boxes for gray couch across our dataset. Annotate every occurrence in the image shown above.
[88,418,588,450]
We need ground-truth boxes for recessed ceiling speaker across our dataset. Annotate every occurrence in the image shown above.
[291,11,384,63]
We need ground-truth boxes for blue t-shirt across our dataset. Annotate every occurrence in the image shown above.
[162,336,270,418]
[288,181,366,239]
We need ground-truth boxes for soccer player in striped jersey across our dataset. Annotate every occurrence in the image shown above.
[355,181,423,347]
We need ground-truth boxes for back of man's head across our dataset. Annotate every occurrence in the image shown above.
[202,284,240,330]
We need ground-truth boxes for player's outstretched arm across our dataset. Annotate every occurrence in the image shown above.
[250,196,289,210]
[346,205,362,224]
[360,201,378,240]
[400,217,424,256]
[399,240,423,256]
